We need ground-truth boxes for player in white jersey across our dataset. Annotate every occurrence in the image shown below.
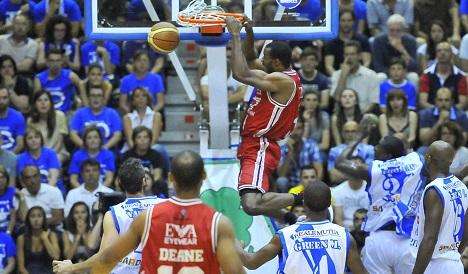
[410,141,468,274]
[235,180,368,274]
[335,132,425,274]
[101,158,163,274]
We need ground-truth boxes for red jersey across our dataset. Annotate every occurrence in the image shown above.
[140,198,222,274]
[242,69,303,141]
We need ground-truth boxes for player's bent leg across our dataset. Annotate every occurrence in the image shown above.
[240,190,295,217]
[425,259,464,274]
[361,231,394,274]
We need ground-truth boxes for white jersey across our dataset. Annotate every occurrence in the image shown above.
[363,152,425,236]
[410,175,468,261]
[109,196,162,274]
[277,220,349,274]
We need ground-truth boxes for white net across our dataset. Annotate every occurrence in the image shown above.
[177,0,231,26]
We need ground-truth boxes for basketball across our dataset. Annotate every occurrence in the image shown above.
[147,22,180,54]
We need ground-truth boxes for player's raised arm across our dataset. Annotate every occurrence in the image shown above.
[216,216,247,274]
[241,17,265,71]
[346,233,369,274]
[234,234,281,270]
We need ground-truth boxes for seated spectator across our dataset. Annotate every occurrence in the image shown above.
[290,204,306,217]
[417,21,459,71]
[0,87,25,153]
[324,10,371,76]
[80,64,112,106]
[17,128,62,190]
[419,87,468,145]
[328,121,374,185]
[301,91,330,152]
[65,159,113,216]
[277,120,323,191]
[0,54,31,114]
[0,231,15,273]
[0,166,15,234]
[435,122,468,178]
[122,40,165,74]
[379,89,417,147]
[119,51,165,113]
[17,165,64,227]
[331,41,379,113]
[143,168,167,198]
[0,14,37,75]
[27,91,69,163]
[332,156,369,229]
[366,0,413,37]
[350,208,367,252]
[287,165,318,195]
[0,0,31,33]
[34,48,84,114]
[372,15,418,79]
[63,202,98,262]
[70,85,122,150]
[69,126,116,188]
[461,34,468,72]
[299,48,330,109]
[121,126,165,183]
[331,88,362,145]
[379,58,417,111]
[17,206,60,274]
[80,40,120,80]
[419,42,467,110]
[32,0,81,37]
[37,15,80,72]
[338,0,367,34]
[462,0,468,32]
[0,145,15,187]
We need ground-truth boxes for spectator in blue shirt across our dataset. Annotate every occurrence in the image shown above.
[379,58,417,111]
[69,125,116,188]
[70,85,122,150]
[0,166,15,235]
[0,87,24,153]
[119,51,165,113]
[339,0,367,34]
[122,40,165,74]
[293,0,323,22]
[0,231,15,272]
[0,0,33,33]
[80,40,120,78]
[32,0,81,37]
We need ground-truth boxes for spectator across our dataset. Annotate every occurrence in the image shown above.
[462,0,468,32]
[417,20,459,72]
[121,126,165,183]
[119,51,165,113]
[350,208,367,252]
[80,64,112,106]
[328,121,374,185]
[338,0,367,34]
[0,231,15,273]
[36,15,80,72]
[419,87,468,145]
[461,34,468,72]
[0,146,15,187]
[332,156,369,229]
[80,40,120,78]
[366,0,413,36]
[0,14,37,75]
[331,88,362,145]
[331,41,379,113]
[64,159,113,216]
[414,0,460,44]
[17,206,60,274]
[379,58,417,111]
[27,91,69,163]
[68,125,116,188]
[17,165,64,227]
[0,0,31,33]
[324,10,371,76]
[287,165,318,195]
[298,48,330,109]
[301,91,330,153]
[0,87,25,153]
[16,127,61,189]
[0,54,31,114]
[435,121,467,178]
[290,204,306,217]
[122,40,165,74]
[419,42,467,110]
[32,0,81,37]
[379,89,417,147]
[292,0,323,22]
[0,166,16,234]
[34,48,84,114]
[70,85,122,150]
[372,14,418,76]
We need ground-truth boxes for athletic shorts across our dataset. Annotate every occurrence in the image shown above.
[237,136,280,194]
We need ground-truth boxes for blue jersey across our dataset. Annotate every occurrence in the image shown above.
[0,232,15,269]
[16,147,60,184]
[70,107,122,143]
[120,72,165,105]
[461,0,468,15]
[81,41,121,70]
[0,108,25,152]
[277,220,349,274]
[379,80,417,110]
[31,0,81,22]
[0,187,15,233]
[0,0,34,23]
[68,148,115,184]
[328,143,375,171]
[36,69,75,113]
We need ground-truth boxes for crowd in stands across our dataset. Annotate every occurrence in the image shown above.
[0,0,466,272]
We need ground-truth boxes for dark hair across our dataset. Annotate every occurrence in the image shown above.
[24,127,45,151]
[118,158,146,194]
[132,126,153,143]
[129,87,153,111]
[21,165,40,178]
[300,91,323,130]
[379,135,406,158]
[0,55,17,76]
[437,121,465,149]
[82,125,103,150]
[30,91,56,138]
[0,165,10,188]
[339,9,355,21]
[336,89,362,137]
[80,158,101,173]
[171,151,205,191]
[25,206,47,236]
[44,15,72,44]
[133,50,150,62]
[386,89,408,117]
[265,41,292,68]
[87,63,104,75]
[299,165,317,177]
[86,83,104,97]
[300,47,320,61]
[47,48,65,57]
[427,20,448,60]
[66,202,91,235]
[344,40,362,53]
[389,57,407,70]
[354,208,368,216]
[303,181,331,212]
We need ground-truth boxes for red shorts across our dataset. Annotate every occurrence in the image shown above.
[237,136,280,193]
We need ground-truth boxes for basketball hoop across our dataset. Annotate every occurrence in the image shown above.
[177,0,244,35]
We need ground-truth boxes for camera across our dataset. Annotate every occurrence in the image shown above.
[97,192,126,214]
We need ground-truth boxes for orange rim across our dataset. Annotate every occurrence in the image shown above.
[178,12,244,26]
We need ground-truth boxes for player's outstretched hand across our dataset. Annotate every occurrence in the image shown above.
[53,260,73,273]
[226,17,243,34]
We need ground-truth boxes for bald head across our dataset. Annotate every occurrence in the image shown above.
[170,150,205,191]
[343,121,359,143]
[426,141,455,175]
[303,181,331,212]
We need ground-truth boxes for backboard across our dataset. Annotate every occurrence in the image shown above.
[85,0,338,43]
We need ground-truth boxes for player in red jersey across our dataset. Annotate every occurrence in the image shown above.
[53,151,245,274]
[226,17,303,224]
